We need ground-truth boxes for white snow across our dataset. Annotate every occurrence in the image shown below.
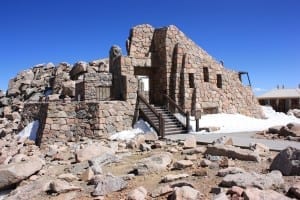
[110,120,153,141]
[192,106,300,134]
[17,120,39,141]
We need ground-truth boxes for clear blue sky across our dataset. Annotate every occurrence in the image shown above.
[0,0,299,95]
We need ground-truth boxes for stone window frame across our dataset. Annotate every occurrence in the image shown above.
[188,73,195,88]
[203,67,209,82]
[217,74,222,88]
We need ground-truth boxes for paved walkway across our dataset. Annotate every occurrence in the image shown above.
[165,132,300,151]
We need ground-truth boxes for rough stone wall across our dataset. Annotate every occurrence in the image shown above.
[83,73,112,101]
[22,100,134,145]
[127,24,263,118]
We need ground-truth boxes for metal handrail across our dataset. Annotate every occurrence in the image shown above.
[163,94,190,131]
[137,91,165,138]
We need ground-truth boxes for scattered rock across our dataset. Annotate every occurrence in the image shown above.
[270,147,300,175]
[81,168,94,182]
[249,142,270,156]
[58,173,79,182]
[127,186,147,200]
[192,168,208,176]
[92,174,127,196]
[243,187,291,200]
[200,159,212,167]
[0,156,44,190]
[161,174,189,183]
[183,135,197,149]
[173,160,193,169]
[169,186,204,200]
[181,146,206,155]
[48,179,81,194]
[133,152,173,175]
[151,185,173,198]
[206,144,261,162]
[220,170,284,190]
[217,167,245,177]
[75,143,115,163]
[212,136,233,146]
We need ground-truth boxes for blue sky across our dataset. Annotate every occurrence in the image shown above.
[0,0,299,95]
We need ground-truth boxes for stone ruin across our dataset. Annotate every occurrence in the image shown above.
[0,24,263,145]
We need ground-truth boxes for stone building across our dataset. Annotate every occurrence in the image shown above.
[110,24,263,118]
[16,24,264,144]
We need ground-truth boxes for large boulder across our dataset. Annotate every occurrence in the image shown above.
[92,174,127,196]
[133,152,173,175]
[0,157,44,190]
[270,147,300,175]
[75,143,115,163]
[205,144,261,162]
[62,80,76,97]
[220,170,284,190]
[70,61,88,80]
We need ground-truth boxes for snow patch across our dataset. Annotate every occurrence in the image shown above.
[18,120,39,141]
[192,106,300,134]
[110,119,154,141]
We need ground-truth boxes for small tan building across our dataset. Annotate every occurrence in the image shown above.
[257,87,300,113]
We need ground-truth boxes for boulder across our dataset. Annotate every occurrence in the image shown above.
[270,147,300,175]
[0,97,10,107]
[243,187,291,200]
[0,157,44,190]
[268,126,282,134]
[220,170,284,190]
[75,143,115,163]
[70,61,88,79]
[62,80,76,97]
[205,144,260,162]
[127,186,147,200]
[92,174,127,196]
[249,142,269,156]
[287,109,300,118]
[169,186,204,200]
[133,152,173,175]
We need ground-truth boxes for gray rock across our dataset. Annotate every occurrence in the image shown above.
[220,170,284,190]
[139,143,151,151]
[5,177,52,200]
[169,186,204,200]
[88,152,119,167]
[134,152,173,175]
[213,192,229,200]
[92,174,127,196]
[270,147,300,175]
[205,144,260,162]
[217,167,245,177]
[70,61,88,79]
[62,80,76,97]
[0,156,44,190]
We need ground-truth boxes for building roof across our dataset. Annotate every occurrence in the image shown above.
[258,88,300,99]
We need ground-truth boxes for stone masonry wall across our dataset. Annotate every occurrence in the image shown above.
[22,100,134,145]
[128,24,263,118]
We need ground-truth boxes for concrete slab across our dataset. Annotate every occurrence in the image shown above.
[165,132,300,151]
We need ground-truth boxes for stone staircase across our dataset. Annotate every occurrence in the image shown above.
[139,105,187,136]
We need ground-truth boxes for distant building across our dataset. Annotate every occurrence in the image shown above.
[257,87,300,113]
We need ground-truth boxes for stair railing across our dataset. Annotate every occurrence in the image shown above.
[163,94,190,132]
[137,91,165,138]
